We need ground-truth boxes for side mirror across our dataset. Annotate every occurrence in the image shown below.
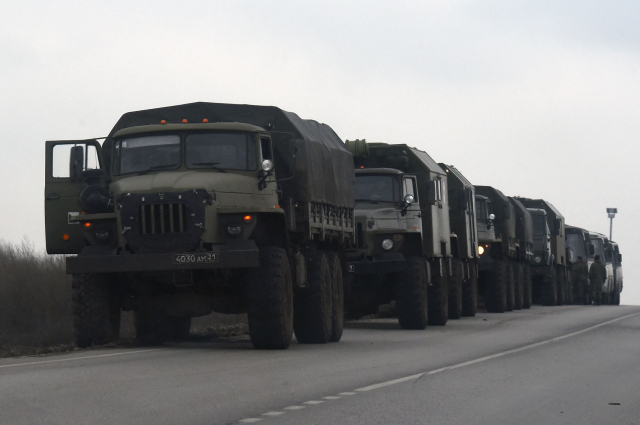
[589,245,595,255]
[69,145,84,182]
[427,180,437,205]
[486,213,495,230]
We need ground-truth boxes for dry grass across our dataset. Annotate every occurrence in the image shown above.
[0,239,248,357]
[0,239,74,355]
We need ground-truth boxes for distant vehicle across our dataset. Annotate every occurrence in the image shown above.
[516,198,568,306]
[588,232,616,305]
[344,140,450,328]
[610,241,623,305]
[475,187,531,312]
[438,164,480,317]
[44,102,355,350]
[565,225,593,304]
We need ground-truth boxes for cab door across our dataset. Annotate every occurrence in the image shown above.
[45,140,104,254]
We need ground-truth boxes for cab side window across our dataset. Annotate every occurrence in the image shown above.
[52,143,100,179]
[403,177,418,202]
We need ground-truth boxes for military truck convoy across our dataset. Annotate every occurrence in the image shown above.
[43,102,624,349]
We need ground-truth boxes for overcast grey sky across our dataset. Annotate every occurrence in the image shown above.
[1,1,638,304]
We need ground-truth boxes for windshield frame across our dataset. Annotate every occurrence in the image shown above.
[112,131,259,176]
[354,174,402,203]
[113,134,182,176]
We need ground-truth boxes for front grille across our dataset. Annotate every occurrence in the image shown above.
[139,203,187,235]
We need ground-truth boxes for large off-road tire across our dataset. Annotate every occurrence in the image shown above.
[448,259,463,320]
[246,247,293,349]
[294,250,332,344]
[72,273,120,348]
[522,266,532,309]
[396,257,429,329]
[462,261,478,317]
[428,260,448,326]
[485,260,507,313]
[513,263,524,310]
[542,268,558,306]
[326,251,344,342]
[506,260,515,312]
[556,268,566,305]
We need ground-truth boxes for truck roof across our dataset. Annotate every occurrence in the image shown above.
[105,102,354,207]
[438,164,473,190]
[355,168,404,175]
[112,122,265,138]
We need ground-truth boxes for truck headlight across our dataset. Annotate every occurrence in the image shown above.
[478,246,485,255]
[535,256,541,263]
[381,239,394,250]
[227,225,242,235]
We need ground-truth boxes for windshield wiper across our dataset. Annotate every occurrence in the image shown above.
[137,164,177,175]
[192,162,227,173]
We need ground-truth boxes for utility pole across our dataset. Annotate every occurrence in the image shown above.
[607,208,617,240]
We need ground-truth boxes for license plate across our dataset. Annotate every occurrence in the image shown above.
[172,253,218,264]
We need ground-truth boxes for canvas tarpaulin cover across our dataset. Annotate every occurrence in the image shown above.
[106,102,355,208]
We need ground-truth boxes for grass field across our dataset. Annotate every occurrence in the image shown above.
[0,240,247,357]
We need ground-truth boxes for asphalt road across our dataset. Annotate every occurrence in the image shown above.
[1,305,639,425]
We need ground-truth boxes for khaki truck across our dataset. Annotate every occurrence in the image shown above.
[438,164,480,317]
[344,140,451,328]
[610,241,623,305]
[565,225,593,304]
[45,102,354,349]
[516,198,568,306]
[474,186,518,313]
[589,232,616,305]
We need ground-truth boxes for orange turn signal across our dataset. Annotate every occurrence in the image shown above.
[244,215,253,222]
[203,118,209,123]
[84,222,92,228]
[160,120,167,124]
[182,119,188,123]
[63,234,70,241]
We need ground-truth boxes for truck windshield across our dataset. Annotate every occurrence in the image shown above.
[355,175,400,202]
[533,215,546,236]
[114,135,181,175]
[186,133,257,170]
[566,233,587,260]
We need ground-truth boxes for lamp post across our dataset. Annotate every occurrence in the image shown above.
[607,208,617,240]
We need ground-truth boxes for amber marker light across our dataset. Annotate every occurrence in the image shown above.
[244,215,253,222]
[203,118,209,123]
[63,234,70,241]
[182,119,188,123]
[160,120,167,124]
[84,222,92,228]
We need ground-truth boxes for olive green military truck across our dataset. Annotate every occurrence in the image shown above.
[589,232,616,305]
[438,164,480,318]
[516,198,568,306]
[509,197,534,309]
[343,140,451,328]
[474,186,518,313]
[45,102,354,350]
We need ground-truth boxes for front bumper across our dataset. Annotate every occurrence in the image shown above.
[347,253,406,274]
[67,241,259,274]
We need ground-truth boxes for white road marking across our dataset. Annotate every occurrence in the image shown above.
[304,400,324,405]
[356,312,640,392]
[284,406,306,410]
[262,412,284,416]
[323,396,341,400]
[239,418,263,423]
[339,392,356,396]
[0,349,162,369]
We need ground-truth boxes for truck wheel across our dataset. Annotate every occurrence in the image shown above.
[601,292,610,305]
[428,261,448,326]
[542,268,558,306]
[448,259,463,320]
[294,250,332,343]
[522,266,532,309]
[556,269,566,305]
[513,263,524,310]
[485,260,507,313]
[326,252,344,342]
[246,247,293,349]
[462,261,478,317]
[397,257,428,329]
[506,261,515,312]
[172,317,191,340]
[72,273,120,348]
